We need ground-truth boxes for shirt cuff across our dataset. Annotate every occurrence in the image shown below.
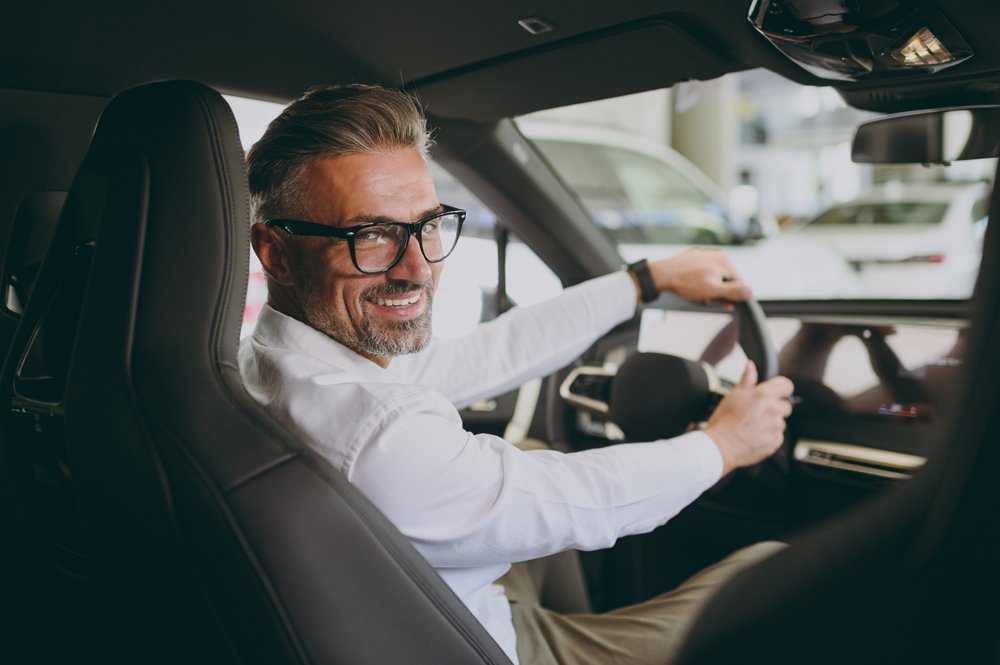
[674,429,725,483]
[585,270,643,321]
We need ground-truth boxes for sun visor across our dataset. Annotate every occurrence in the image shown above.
[414,20,732,122]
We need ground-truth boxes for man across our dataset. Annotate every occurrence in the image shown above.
[240,83,794,665]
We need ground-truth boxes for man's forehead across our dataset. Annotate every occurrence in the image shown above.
[301,150,438,225]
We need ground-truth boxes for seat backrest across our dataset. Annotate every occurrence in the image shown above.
[0,180,105,662]
[0,88,106,356]
[0,92,105,594]
[0,189,84,565]
[58,80,513,664]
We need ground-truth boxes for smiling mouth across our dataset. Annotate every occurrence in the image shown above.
[369,293,421,308]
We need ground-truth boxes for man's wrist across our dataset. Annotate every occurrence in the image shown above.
[626,259,660,304]
[701,425,733,477]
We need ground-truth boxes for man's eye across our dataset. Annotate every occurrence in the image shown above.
[355,228,386,243]
[422,220,440,235]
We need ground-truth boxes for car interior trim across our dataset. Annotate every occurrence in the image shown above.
[760,298,972,320]
[504,378,543,444]
[794,439,927,480]
[791,314,969,328]
[414,17,731,121]
[559,365,615,416]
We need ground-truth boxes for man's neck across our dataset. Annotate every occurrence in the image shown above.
[267,296,393,369]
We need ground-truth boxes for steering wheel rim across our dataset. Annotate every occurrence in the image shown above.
[734,299,779,382]
[552,299,781,447]
[608,299,778,442]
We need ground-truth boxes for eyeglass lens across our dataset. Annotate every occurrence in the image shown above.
[353,212,462,273]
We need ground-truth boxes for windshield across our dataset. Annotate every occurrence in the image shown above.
[516,72,996,301]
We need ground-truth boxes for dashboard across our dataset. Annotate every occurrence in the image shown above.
[560,304,968,486]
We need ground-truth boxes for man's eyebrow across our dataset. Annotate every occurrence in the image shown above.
[344,204,445,226]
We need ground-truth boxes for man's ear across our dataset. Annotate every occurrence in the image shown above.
[251,223,297,286]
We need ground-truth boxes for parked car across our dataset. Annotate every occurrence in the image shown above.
[518,119,737,243]
[792,181,991,297]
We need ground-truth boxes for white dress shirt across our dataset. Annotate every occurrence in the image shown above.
[239,271,724,664]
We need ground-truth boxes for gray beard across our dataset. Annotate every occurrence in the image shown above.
[298,278,434,360]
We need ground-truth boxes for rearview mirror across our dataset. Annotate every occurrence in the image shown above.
[852,106,1000,164]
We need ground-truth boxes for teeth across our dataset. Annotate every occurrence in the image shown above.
[373,294,420,307]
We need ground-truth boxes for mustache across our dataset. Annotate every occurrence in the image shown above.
[363,280,434,299]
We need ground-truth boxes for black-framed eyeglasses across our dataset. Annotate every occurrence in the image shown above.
[265,204,466,275]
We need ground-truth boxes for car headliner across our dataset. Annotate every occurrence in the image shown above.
[4,0,1000,119]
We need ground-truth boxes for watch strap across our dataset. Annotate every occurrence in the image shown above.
[627,259,659,303]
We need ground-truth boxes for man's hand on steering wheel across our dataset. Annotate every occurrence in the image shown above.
[648,248,754,308]
[703,362,795,477]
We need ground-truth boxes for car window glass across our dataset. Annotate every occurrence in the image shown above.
[224,94,562,339]
[517,72,995,301]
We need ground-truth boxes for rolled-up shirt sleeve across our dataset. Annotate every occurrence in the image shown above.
[348,396,723,569]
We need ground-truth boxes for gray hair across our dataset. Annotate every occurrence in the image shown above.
[246,83,432,224]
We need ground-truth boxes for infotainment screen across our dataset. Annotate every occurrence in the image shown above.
[638,309,965,427]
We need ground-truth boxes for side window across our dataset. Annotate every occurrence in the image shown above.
[428,162,563,339]
[225,94,562,340]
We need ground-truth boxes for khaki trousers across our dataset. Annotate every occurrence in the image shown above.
[502,541,785,665]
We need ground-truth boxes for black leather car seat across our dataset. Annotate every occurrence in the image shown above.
[53,80,513,664]
[0,93,106,624]
[0,176,106,663]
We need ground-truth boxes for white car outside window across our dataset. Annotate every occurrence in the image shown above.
[791,181,990,298]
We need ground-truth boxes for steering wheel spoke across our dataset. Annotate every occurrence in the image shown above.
[560,301,780,445]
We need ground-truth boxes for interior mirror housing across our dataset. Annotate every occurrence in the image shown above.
[852,106,1000,164]
[749,0,974,82]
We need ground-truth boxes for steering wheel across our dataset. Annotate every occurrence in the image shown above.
[558,300,779,446]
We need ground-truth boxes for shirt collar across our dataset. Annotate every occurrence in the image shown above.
[252,304,401,381]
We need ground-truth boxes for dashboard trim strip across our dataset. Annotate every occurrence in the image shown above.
[794,439,927,480]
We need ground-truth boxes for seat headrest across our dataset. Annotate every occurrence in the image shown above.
[68,80,279,489]
[87,80,250,371]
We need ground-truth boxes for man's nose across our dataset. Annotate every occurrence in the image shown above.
[386,233,432,283]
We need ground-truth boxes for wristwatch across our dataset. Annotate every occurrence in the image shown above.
[627,259,660,304]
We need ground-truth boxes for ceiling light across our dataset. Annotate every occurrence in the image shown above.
[748,0,973,81]
[890,27,954,66]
